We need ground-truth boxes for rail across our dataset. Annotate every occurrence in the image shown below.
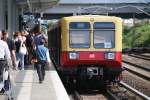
[107,89,120,100]
[123,63,150,80]
[71,90,83,100]
[75,91,83,100]
[119,81,150,100]
[123,60,150,71]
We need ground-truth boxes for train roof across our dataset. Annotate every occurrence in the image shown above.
[62,15,122,22]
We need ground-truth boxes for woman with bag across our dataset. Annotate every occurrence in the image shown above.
[14,32,27,70]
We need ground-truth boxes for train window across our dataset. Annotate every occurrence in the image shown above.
[94,22,115,29]
[94,30,115,48]
[70,22,90,29]
[70,30,90,48]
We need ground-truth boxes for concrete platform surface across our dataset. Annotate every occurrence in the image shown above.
[0,65,70,100]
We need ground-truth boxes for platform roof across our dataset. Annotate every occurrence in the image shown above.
[43,0,150,19]
[59,0,150,4]
[16,0,59,12]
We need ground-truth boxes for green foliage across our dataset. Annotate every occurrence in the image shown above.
[123,23,150,48]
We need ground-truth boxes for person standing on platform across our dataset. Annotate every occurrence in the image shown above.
[1,30,17,70]
[32,25,47,49]
[25,32,34,64]
[0,31,12,71]
[0,31,13,93]
[31,25,47,64]
[35,39,51,84]
[14,32,26,70]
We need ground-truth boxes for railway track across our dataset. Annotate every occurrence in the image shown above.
[70,90,110,100]
[139,53,150,58]
[122,54,150,80]
[128,54,150,61]
[70,90,82,100]
[108,81,150,100]
[119,81,150,100]
[122,53,150,97]
[123,62,150,80]
[70,81,150,100]
[123,60,150,71]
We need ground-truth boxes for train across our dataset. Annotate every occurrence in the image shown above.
[48,15,123,87]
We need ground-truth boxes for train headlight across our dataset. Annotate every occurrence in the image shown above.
[69,52,79,60]
[105,52,115,60]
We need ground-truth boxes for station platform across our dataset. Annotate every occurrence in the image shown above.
[0,65,70,100]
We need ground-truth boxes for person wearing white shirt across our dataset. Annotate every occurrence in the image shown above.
[0,31,12,92]
[0,31,12,66]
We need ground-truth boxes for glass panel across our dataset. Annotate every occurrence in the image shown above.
[70,22,90,29]
[94,30,115,48]
[70,30,90,48]
[94,22,115,29]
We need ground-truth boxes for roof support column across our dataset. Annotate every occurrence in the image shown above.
[7,0,13,36]
[16,7,19,31]
[13,1,19,31]
[8,0,18,37]
[0,0,6,30]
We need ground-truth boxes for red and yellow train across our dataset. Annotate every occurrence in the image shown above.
[48,15,123,86]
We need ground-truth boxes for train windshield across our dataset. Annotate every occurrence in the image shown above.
[93,22,115,48]
[70,30,90,48]
[69,22,90,48]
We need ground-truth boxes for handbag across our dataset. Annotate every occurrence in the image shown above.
[19,41,27,55]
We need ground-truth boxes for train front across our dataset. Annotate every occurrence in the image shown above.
[60,15,123,83]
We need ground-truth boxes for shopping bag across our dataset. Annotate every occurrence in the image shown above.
[19,41,27,55]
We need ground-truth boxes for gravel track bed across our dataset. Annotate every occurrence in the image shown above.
[140,53,150,58]
[128,54,150,61]
[122,71,150,97]
[123,54,150,70]
[81,94,108,100]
